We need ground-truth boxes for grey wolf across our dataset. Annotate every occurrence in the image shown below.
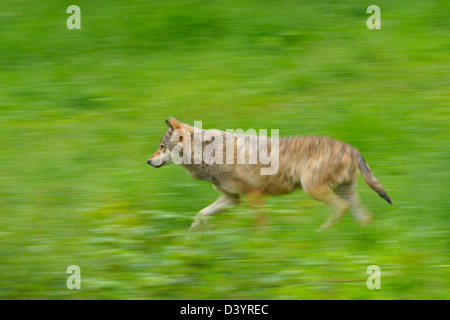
[147,118,392,231]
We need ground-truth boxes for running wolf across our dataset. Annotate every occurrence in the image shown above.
[147,118,392,231]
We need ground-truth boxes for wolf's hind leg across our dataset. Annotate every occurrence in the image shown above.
[305,187,350,231]
[190,194,239,231]
[334,184,373,226]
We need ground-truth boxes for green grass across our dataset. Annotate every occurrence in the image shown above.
[0,0,448,299]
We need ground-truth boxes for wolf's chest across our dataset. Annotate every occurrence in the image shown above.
[182,163,229,185]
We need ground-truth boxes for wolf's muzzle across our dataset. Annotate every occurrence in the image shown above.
[147,159,165,168]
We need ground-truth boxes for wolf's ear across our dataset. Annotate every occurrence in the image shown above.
[165,117,182,132]
[165,119,174,133]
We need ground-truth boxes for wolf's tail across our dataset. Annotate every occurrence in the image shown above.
[354,150,393,204]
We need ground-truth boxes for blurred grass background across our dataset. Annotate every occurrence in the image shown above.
[0,0,448,299]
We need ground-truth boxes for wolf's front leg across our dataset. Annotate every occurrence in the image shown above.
[190,194,239,231]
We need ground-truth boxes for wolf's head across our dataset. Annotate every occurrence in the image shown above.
[147,117,189,168]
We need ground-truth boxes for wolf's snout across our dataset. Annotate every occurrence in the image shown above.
[147,159,165,168]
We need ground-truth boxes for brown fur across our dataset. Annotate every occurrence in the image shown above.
[148,118,392,231]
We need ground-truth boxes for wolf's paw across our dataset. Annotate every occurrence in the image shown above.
[360,213,373,226]
[189,220,203,231]
[316,226,329,233]
[316,223,334,232]
[190,217,209,232]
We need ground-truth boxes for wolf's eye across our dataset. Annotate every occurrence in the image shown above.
[160,144,164,150]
